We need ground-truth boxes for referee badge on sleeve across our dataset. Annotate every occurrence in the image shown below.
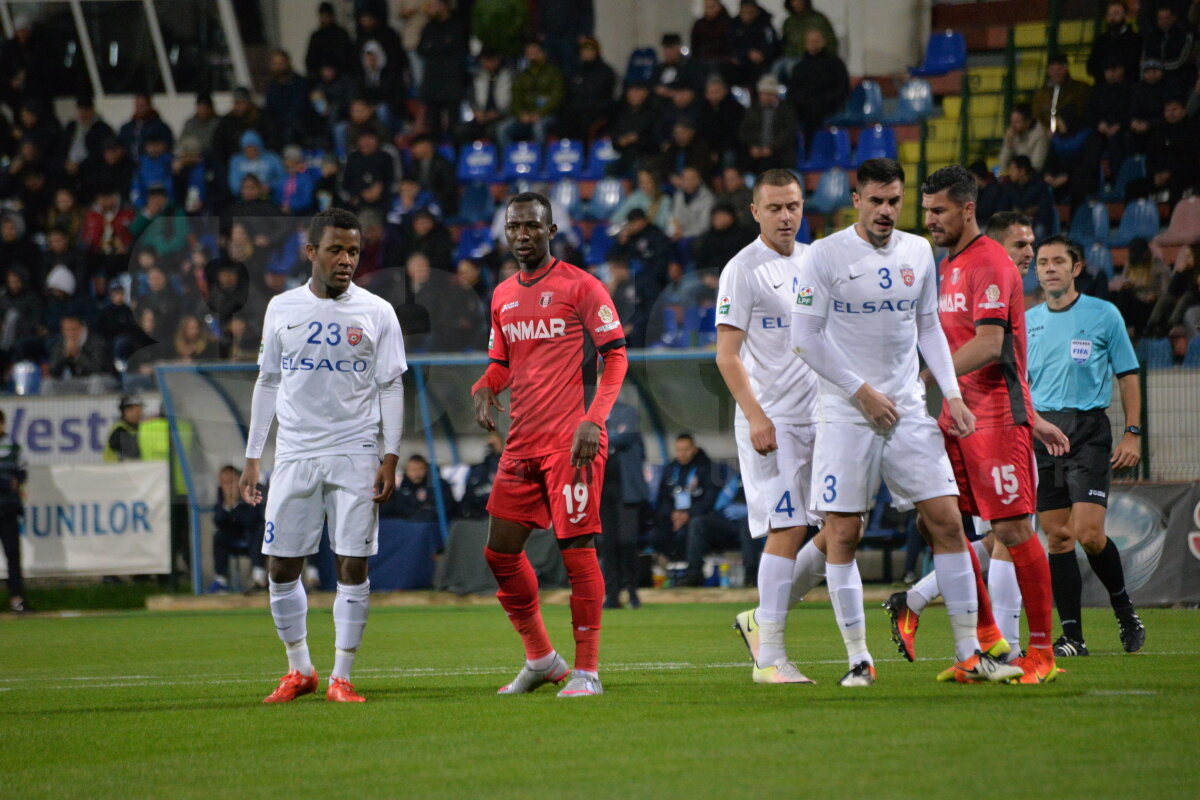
[1070,339,1092,364]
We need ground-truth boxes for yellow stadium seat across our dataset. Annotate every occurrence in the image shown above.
[943,96,962,119]
[925,118,958,141]
[968,67,1005,93]
[1014,22,1047,48]
[968,94,1004,116]
[969,115,1005,139]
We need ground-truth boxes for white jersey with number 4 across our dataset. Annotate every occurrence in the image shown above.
[791,226,939,423]
[716,238,817,425]
[258,282,407,462]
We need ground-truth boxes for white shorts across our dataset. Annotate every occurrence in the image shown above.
[736,421,821,538]
[811,414,958,513]
[263,454,380,558]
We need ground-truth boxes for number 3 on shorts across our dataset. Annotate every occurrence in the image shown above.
[561,483,588,524]
[822,475,837,503]
[264,520,275,544]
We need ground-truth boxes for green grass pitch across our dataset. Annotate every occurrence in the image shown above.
[2,602,1197,799]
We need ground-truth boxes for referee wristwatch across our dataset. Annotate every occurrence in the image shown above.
[1125,425,1142,436]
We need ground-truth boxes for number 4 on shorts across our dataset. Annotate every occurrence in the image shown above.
[774,491,795,516]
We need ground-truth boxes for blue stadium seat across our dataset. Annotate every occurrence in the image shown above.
[1022,265,1041,293]
[1183,336,1200,367]
[456,182,495,225]
[1069,201,1111,248]
[624,47,657,86]
[456,140,497,183]
[691,305,717,347]
[586,177,625,220]
[586,225,614,265]
[454,226,494,262]
[911,30,966,76]
[583,137,619,180]
[806,168,852,215]
[884,79,934,123]
[853,124,898,165]
[657,306,686,348]
[1109,198,1160,246]
[797,215,812,244]
[541,139,585,179]
[801,128,852,172]
[501,141,542,182]
[1135,337,1174,369]
[1086,242,1115,278]
[436,143,457,166]
[1102,155,1146,202]
[549,178,583,219]
[829,80,884,126]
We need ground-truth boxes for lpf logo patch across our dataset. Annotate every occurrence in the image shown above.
[796,287,814,306]
[901,266,915,286]
[346,326,363,346]
[539,291,554,307]
[718,295,731,315]
[1070,339,1092,364]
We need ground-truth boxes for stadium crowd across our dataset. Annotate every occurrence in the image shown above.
[0,0,1198,395]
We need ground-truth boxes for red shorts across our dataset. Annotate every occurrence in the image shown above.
[941,423,1036,520]
[486,450,606,538]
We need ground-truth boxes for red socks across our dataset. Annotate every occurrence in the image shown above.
[562,548,604,673]
[1009,536,1054,650]
[965,540,997,631]
[484,547,553,662]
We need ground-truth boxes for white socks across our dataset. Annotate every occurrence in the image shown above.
[756,553,795,666]
[988,559,1023,659]
[787,538,827,607]
[907,569,939,615]
[827,562,870,667]
[270,578,313,675]
[934,552,980,662]
[528,651,559,671]
[332,580,370,680]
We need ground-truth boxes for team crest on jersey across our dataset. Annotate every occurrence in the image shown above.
[1070,339,1092,364]
[796,287,813,306]
[598,305,614,324]
[346,326,363,345]
[1189,533,1200,562]
[950,267,961,284]
[718,295,731,315]
[901,266,914,286]
[986,284,1001,302]
[539,291,554,307]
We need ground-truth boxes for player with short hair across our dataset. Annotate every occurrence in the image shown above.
[791,158,1020,686]
[241,208,407,703]
[1028,235,1147,657]
[985,212,1036,276]
[715,168,827,684]
[900,165,1058,684]
[472,192,628,698]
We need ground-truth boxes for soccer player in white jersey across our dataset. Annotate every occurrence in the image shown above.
[790,159,1022,687]
[714,169,827,684]
[240,208,407,704]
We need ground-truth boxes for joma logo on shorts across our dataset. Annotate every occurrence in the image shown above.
[1089,489,1106,498]
[503,318,567,341]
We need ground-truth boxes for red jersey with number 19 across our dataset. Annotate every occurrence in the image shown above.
[487,259,626,459]
[937,234,1033,429]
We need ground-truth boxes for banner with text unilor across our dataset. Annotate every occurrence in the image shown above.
[0,463,171,578]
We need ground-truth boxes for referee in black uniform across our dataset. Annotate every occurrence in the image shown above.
[1026,236,1146,656]
[0,409,29,613]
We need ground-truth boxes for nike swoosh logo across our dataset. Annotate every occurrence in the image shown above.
[901,620,915,635]
[286,323,304,329]
[772,281,784,289]
[848,274,861,280]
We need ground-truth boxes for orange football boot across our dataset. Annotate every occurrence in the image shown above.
[883,591,919,662]
[326,676,366,702]
[1009,646,1059,684]
[263,669,319,703]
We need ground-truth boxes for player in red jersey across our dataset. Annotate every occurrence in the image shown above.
[471,192,628,698]
[915,166,1060,683]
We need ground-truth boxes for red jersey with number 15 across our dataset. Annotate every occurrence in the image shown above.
[487,259,626,458]
[937,234,1033,429]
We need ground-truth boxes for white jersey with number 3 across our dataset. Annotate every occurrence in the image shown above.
[258,283,407,462]
[715,238,817,425]
[791,226,938,422]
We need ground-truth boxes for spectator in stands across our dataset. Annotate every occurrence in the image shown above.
[471,0,530,60]
[654,33,705,99]
[715,166,755,228]
[781,0,839,69]
[1144,5,1196,90]
[693,201,755,274]
[600,397,647,608]
[96,281,141,363]
[342,127,394,208]
[81,185,133,291]
[0,408,28,612]
[311,62,356,142]
[691,0,735,75]
[1089,1,1143,81]
[1000,155,1058,238]
[58,95,115,183]
[384,453,456,521]
[697,75,745,169]
[47,314,113,383]
[561,37,617,142]
[653,432,717,582]
[968,160,1003,226]
[417,0,468,140]
[0,15,55,115]
[504,40,566,150]
[1044,107,1100,208]
[210,464,266,593]
[339,97,390,159]
[612,207,672,310]
[358,40,410,132]
[404,134,457,216]
[607,81,659,177]
[1033,56,1092,135]
[537,0,595,75]
[0,211,39,288]
[79,137,134,204]
[997,103,1049,172]
[612,168,674,230]
[787,28,850,147]
[1147,244,1200,336]
[170,314,219,363]
[117,93,173,158]
[314,151,341,212]
[461,50,514,144]
[305,2,355,78]
[654,81,702,145]
[355,5,405,73]
[397,0,431,88]
[1130,60,1170,156]
[223,314,258,362]
[103,394,143,461]
[459,432,504,519]
[131,131,174,209]
[730,0,780,90]
[275,146,318,215]
[389,175,442,227]
[212,88,281,166]
[659,119,716,182]
[659,258,711,312]
[0,267,43,362]
[267,49,319,147]
[671,165,716,241]
[1147,95,1200,203]
[738,74,798,173]
[1090,60,1136,182]
[46,187,84,243]
[1110,237,1168,334]
[205,258,253,335]
[8,161,50,233]
[180,95,219,160]
[15,98,60,165]
[227,130,285,198]
[42,226,85,296]
[135,264,179,334]
[397,210,455,273]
